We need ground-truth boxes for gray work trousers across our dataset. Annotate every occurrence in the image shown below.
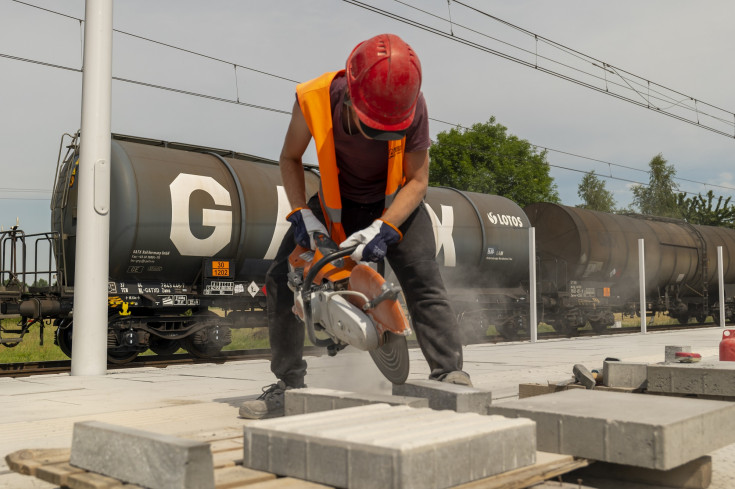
[265,194,464,387]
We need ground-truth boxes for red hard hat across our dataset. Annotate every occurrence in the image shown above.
[346,34,422,133]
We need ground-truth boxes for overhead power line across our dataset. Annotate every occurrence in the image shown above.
[4,0,735,198]
[3,48,734,198]
[342,0,735,140]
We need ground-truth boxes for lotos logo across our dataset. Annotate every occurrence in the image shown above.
[487,212,524,227]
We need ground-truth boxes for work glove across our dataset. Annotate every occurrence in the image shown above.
[286,208,329,250]
[340,219,402,263]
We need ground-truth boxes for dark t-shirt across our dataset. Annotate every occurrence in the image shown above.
[303,73,430,204]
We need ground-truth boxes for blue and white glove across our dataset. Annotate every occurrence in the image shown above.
[286,208,329,250]
[340,219,402,263]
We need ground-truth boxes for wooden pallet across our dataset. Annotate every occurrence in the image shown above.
[5,431,589,489]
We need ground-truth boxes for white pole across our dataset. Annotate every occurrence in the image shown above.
[718,246,726,328]
[529,227,538,343]
[71,0,113,376]
[638,238,647,334]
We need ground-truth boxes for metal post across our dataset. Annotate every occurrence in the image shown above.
[71,0,113,376]
[718,246,726,328]
[638,238,647,334]
[529,227,538,343]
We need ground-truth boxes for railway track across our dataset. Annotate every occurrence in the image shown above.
[2,322,728,378]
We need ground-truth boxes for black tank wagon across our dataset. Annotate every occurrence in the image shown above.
[0,134,531,360]
[525,202,735,334]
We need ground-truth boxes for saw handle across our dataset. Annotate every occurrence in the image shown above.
[301,245,359,349]
[302,245,358,289]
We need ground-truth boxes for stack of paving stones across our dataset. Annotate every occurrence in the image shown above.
[488,389,735,471]
[244,382,534,489]
[603,344,735,400]
[509,345,735,488]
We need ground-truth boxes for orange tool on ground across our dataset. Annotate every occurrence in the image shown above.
[675,352,702,363]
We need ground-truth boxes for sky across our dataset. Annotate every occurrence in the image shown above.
[2,0,735,238]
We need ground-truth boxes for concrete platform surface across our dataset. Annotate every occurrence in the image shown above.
[1,327,733,489]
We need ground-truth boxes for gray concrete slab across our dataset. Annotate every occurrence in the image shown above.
[242,403,536,489]
[487,389,735,470]
[392,379,492,414]
[284,387,428,415]
[603,360,648,389]
[70,420,214,489]
[568,455,712,489]
[647,361,735,397]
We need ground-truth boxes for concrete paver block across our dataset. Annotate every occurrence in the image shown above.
[69,420,214,489]
[666,345,692,363]
[284,387,429,415]
[392,379,492,414]
[602,361,648,389]
[243,403,536,489]
[647,361,735,397]
[487,389,735,470]
[569,455,712,489]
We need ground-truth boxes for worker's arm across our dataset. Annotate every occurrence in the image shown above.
[279,99,312,210]
[380,148,429,227]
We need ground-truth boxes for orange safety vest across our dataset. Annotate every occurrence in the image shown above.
[296,70,406,244]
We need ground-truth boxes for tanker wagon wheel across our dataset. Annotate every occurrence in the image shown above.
[495,318,520,341]
[182,310,232,358]
[106,331,140,365]
[53,318,139,364]
[676,314,691,325]
[589,320,606,334]
[551,319,579,337]
[148,336,182,356]
[54,318,73,358]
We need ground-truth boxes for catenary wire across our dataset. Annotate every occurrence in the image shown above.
[3,1,735,198]
[342,0,735,138]
[2,49,733,198]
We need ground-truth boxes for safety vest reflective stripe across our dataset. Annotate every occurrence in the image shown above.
[296,70,405,244]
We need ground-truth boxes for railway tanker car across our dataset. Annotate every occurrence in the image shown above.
[0,133,530,361]
[525,202,735,335]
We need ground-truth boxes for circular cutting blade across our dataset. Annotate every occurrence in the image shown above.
[368,332,409,384]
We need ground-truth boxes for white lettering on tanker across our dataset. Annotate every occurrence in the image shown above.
[264,185,292,260]
[424,203,456,267]
[169,174,232,256]
[487,211,524,227]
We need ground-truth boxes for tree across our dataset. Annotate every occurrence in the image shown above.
[577,171,616,212]
[429,117,560,207]
[631,153,680,218]
[676,190,735,227]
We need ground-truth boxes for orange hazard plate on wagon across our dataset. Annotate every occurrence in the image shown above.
[211,260,231,277]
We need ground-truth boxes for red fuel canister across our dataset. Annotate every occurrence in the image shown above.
[720,329,735,361]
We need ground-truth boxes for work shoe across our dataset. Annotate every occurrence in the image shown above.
[239,381,292,419]
[441,370,473,387]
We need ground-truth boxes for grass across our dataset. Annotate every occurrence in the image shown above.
[1,310,720,363]
[0,317,68,362]
[0,313,274,363]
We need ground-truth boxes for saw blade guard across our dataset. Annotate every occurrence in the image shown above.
[347,264,411,340]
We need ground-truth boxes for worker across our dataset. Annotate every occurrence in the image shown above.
[240,33,470,419]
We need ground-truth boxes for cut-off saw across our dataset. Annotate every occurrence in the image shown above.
[287,233,411,384]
